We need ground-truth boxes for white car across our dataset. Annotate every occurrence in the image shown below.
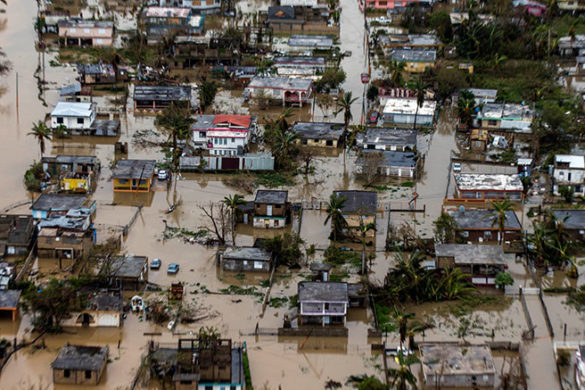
[158,170,169,180]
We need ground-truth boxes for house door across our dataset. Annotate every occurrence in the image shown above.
[267,205,273,216]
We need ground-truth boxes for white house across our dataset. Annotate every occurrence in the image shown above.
[553,154,585,196]
[192,114,257,156]
[50,102,96,130]
[382,98,437,127]
[244,77,313,106]
[160,0,221,14]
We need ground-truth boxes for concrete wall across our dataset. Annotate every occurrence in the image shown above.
[254,203,287,217]
[253,216,286,228]
[222,258,271,272]
[297,138,339,147]
[53,364,105,386]
[50,114,94,129]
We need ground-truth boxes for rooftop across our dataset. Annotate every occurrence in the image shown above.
[52,345,108,371]
[478,103,534,121]
[32,194,87,212]
[288,34,334,48]
[391,49,437,62]
[110,255,148,278]
[383,98,437,116]
[435,244,506,265]
[449,209,522,230]
[272,56,326,66]
[309,262,332,272]
[267,6,295,20]
[247,76,313,91]
[455,173,523,191]
[298,281,348,302]
[291,121,345,140]
[555,154,585,169]
[334,190,377,215]
[462,88,498,99]
[112,159,156,180]
[551,209,585,230]
[60,82,81,96]
[58,19,113,29]
[357,150,417,168]
[86,290,123,311]
[133,85,191,102]
[78,62,114,75]
[559,34,585,49]
[213,114,252,128]
[356,128,418,148]
[379,34,442,47]
[255,190,288,205]
[90,119,120,136]
[420,344,495,377]
[38,208,91,230]
[0,290,21,309]
[51,102,93,118]
[42,155,98,165]
[223,246,272,262]
[143,7,191,18]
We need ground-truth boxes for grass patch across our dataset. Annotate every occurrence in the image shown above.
[254,172,295,188]
[268,296,289,308]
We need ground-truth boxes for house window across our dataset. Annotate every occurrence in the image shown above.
[274,219,279,226]
[64,370,71,378]
[77,118,84,124]
[96,39,103,45]
[488,120,498,126]
[231,138,235,143]
[180,380,193,385]
[461,231,469,238]
[200,131,206,138]
[85,370,92,379]
[84,28,90,33]
[99,28,106,34]
[275,204,281,209]
[70,28,76,33]
[193,0,202,6]
[205,386,213,390]
[224,138,228,145]
[57,117,64,124]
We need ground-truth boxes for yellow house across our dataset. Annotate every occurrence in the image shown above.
[112,159,156,193]
[392,49,436,73]
[61,172,92,193]
[291,122,344,148]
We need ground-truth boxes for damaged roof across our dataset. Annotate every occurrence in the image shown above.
[357,128,417,148]
[247,76,313,91]
[223,246,272,262]
[551,209,585,230]
[273,56,326,66]
[357,150,417,168]
[455,173,523,191]
[51,102,93,118]
[255,190,288,204]
[298,281,348,302]
[391,49,437,62]
[110,255,148,278]
[334,190,377,215]
[52,345,108,371]
[449,209,522,230]
[383,98,437,116]
[435,244,507,265]
[291,121,345,140]
[0,290,21,309]
[86,290,123,311]
[478,103,534,121]
[288,34,334,48]
[32,194,88,211]
[420,344,495,377]
[112,159,156,180]
[133,85,191,102]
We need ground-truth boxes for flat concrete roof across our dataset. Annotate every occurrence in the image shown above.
[112,159,155,180]
[255,190,288,204]
[273,56,326,66]
[391,48,436,62]
[478,103,534,121]
[435,244,506,265]
[32,194,87,211]
[52,345,108,371]
[0,290,21,309]
[223,246,272,262]
[291,121,345,140]
[110,255,148,278]
[455,173,523,191]
[449,209,522,230]
[288,34,334,48]
[298,281,348,302]
[551,209,585,230]
[143,7,191,18]
[420,344,495,377]
[555,154,585,169]
[357,128,418,148]
[247,76,312,91]
[334,190,377,215]
[383,98,437,116]
[134,85,191,101]
[357,150,417,168]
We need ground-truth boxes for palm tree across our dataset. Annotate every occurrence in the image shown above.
[408,77,427,130]
[388,350,419,390]
[386,61,406,87]
[457,90,478,128]
[222,194,246,244]
[28,120,51,156]
[393,309,415,351]
[489,199,514,245]
[335,91,358,143]
[324,193,347,242]
[359,216,376,274]
[154,103,195,173]
[273,130,298,168]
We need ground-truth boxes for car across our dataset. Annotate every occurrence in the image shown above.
[158,170,169,180]
[167,263,180,274]
[453,162,462,172]
[368,111,380,124]
[343,50,352,57]
[150,258,162,270]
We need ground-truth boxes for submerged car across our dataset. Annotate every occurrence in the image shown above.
[150,258,161,270]
[167,263,180,274]
[158,170,169,180]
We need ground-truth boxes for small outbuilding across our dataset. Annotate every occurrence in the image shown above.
[112,159,156,193]
[52,344,108,385]
[253,190,289,229]
[108,255,149,290]
[220,246,272,272]
[0,289,21,321]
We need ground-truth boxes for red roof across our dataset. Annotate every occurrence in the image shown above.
[212,115,251,128]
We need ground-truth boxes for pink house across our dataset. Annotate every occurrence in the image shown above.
[359,0,423,11]
[58,19,114,47]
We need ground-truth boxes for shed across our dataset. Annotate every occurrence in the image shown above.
[109,255,148,290]
[221,246,272,272]
[52,345,108,385]
[0,290,21,321]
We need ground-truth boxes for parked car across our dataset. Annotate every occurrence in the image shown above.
[158,170,169,180]
[150,258,162,270]
[167,263,180,274]
[368,111,380,124]
[343,50,352,57]
[453,162,462,172]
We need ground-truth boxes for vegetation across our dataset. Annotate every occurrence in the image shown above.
[261,232,304,268]
[388,351,419,390]
[495,271,514,289]
[324,192,348,242]
[489,199,514,245]
[199,80,218,112]
[28,120,51,157]
[24,161,44,192]
[154,103,194,172]
[335,91,358,139]
[221,194,246,244]
[433,212,458,244]
[263,108,299,170]
[457,90,478,128]
[315,67,346,93]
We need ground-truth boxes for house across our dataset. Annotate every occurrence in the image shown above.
[40,9,70,34]
[133,85,192,112]
[219,246,272,272]
[378,34,443,51]
[359,0,425,11]
[160,0,222,14]
[173,36,242,68]
[355,128,417,151]
[476,103,534,133]
[191,114,258,156]
[0,290,21,321]
[179,153,275,171]
[58,19,114,47]
[64,289,123,328]
[287,34,334,51]
[52,345,108,385]
[31,194,95,220]
[244,77,313,106]
[513,0,547,17]
[0,215,35,257]
[108,255,149,290]
[357,150,418,178]
[272,56,326,72]
[291,121,345,147]
[448,208,522,244]
[253,190,289,228]
[453,88,498,105]
[42,155,100,194]
[298,281,348,326]
[390,49,436,73]
[382,98,437,127]
[434,244,508,286]
[112,159,156,193]
[50,102,120,136]
[264,5,334,35]
[78,62,127,85]
[559,35,585,57]
[141,7,204,44]
[469,129,489,151]
[558,0,585,13]
[454,173,524,201]
[550,210,585,241]
[334,190,377,241]
[60,82,92,102]
[419,344,495,388]
[553,155,585,196]
[149,338,245,390]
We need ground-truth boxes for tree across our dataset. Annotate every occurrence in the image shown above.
[367,84,379,102]
[324,193,347,242]
[316,94,334,117]
[299,148,315,175]
[28,120,51,156]
[335,91,358,141]
[315,68,346,93]
[261,232,304,268]
[386,61,406,87]
[199,80,218,112]
[408,77,427,129]
[21,279,77,332]
[495,271,514,289]
[436,67,468,103]
[388,351,419,390]
[393,309,415,350]
[433,212,457,244]
[24,161,44,192]
[52,124,69,139]
[198,202,231,245]
[430,11,453,43]
[346,375,388,390]
[558,185,574,203]
[359,216,376,273]
[457,90,478,128]
[222,194,246,244]
[489,199,513,245]
[154,103,194,173]
[359,151,384,186]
